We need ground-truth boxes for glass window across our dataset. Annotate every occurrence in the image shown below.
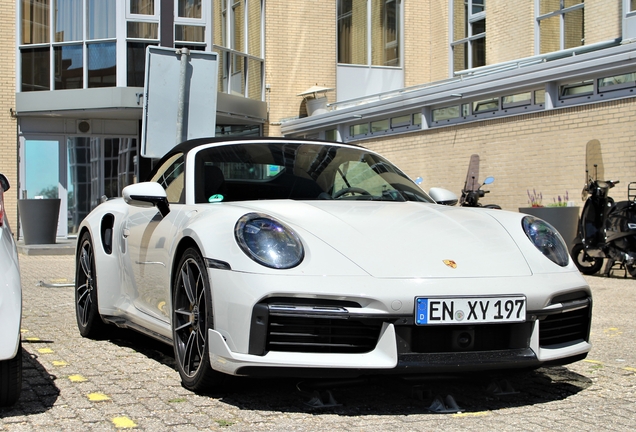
[248,0,262,57]
[130,0,155,15]
[54,45,83,89]
[350,123,369,136]
[371,119,389,132]
[55,0,82,42]
[473,97,499,113]
[175,25,205,42]
[413,112,422,125]
[537,1,584,54]
[451,0,486,72]
[325,129,338,141]
[127,21,159,39]
[127,42,156,86]
[88,0,116,39]
[432,106,460,122]
[502,92,532,108]
[598,72,636,91]
[22,0,50,44]
[178,0,201,18]
[88,42,116,88]
[560,80,593,97]
[338,0,401,67]
[391,114,411,127]
[21,47,50,91]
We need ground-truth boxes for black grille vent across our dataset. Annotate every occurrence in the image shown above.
[266,316,383,354]
[539,306,590,346]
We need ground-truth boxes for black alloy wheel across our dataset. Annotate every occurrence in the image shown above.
[75,233,107,338]
[172,248,220,391]
[571,243,603,275]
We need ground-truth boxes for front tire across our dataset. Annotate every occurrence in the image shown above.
[75,233,107,338]
[172,248,222,392]
[571,243,603,275]
[0,342,22,407]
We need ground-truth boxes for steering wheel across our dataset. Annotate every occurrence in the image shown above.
[333,187,372,199]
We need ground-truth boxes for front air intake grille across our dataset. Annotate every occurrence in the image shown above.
[266,316,383,354]
[539,306,590,347]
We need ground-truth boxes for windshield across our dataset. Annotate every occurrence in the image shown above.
[193,142,433,203]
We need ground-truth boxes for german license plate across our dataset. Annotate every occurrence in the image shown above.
[415,296,526,325]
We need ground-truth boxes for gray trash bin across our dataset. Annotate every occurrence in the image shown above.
[18,199,60,245]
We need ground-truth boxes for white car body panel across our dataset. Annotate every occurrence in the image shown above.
[0,213,22,360]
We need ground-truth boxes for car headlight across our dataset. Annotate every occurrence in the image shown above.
[235,213,304,269]
[522,216,569,267]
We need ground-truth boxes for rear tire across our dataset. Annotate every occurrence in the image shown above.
[75,233,108,338]
[172,248,223,392]
[0,342,22,407]
[572,243,603,275]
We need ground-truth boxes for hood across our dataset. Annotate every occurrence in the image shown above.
[230,201,531,278]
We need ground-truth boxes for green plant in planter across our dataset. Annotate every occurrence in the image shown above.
[548,191,569,207]
[527,189,543,207]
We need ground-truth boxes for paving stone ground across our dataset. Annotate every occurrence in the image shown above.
[1,254,635,431]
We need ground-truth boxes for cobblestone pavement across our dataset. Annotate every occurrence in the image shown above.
[1,254,636,431]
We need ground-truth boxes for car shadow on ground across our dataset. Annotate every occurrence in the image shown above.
[107,329,593,416]
[216,367,592,415]
[0,345,60,418]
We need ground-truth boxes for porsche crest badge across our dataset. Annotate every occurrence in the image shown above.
[443,259,457,269]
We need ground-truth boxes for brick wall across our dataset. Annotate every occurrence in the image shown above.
[0,0,17,231]
[264,0,337,136]
[585,0,621,44]
[487,0,534,63]
[360,98,636,212]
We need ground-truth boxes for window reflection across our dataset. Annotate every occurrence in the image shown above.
[55,0,83,42]
[21,47,50,91]
[54,45,83,89]
[88,0,115,39]
[88,42,116,88]
[22,0,50,44]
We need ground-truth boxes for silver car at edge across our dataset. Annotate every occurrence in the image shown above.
[0,173,22,406]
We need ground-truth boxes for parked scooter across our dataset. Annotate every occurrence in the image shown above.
[459,154,502,209]
[571,155,636,277]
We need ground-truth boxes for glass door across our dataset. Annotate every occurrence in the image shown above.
[19,138,68,238]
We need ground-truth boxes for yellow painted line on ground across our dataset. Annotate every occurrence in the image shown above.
[20,329,29,333]
[87,392,111,402]
[37,348,54,354]
[25,337,40,342]
[583,359,603,364]
[624,367,636,373]
[112,417,138,429]
[52,360,69,367]
[453,411,490,418]
[68,374,87,383]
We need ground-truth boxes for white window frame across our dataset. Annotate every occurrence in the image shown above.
[125,0,160,21]
[534,0,585,55]
[449,0,486,75]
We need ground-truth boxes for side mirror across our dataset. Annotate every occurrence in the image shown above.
[0,173,10,192]
[483,176,494,185]
[429,187,458,206]
[123,182,170,217]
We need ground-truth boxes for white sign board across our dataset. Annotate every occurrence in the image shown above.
[141,46,218,158]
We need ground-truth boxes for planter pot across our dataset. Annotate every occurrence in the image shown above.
[18,199,61,245]
[519,206,580,253]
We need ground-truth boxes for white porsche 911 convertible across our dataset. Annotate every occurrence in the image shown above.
[75,138,592,392]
